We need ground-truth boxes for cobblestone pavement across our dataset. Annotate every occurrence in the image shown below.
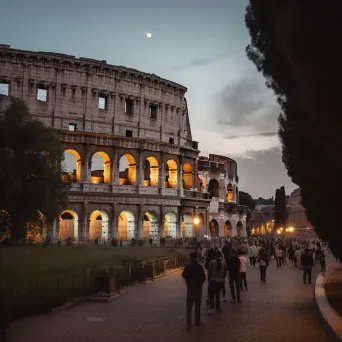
[8,259,336,342]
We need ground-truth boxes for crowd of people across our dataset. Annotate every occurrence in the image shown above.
[182,232,331,328]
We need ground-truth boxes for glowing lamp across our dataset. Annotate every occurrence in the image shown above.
[193,218,200,225]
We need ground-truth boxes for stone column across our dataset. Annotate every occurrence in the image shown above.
[81,202,89,243]
[178,209,183,238]
[159,206,165,238]
[178,156,183,196]
[111,203,117,239]
[193,159,200,191]
[113,149,120,185]
[46,218,57,242]
[158,152,165,190]
[137,205,144,239]
[137,150,145,187]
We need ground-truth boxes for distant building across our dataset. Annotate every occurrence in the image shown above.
[287,188,313,229]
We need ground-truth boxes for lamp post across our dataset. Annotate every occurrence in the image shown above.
[193,217,199,237]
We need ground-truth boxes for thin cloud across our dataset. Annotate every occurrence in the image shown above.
[173,52,228,71]
[215,77,280,131]
[224,131,278,139]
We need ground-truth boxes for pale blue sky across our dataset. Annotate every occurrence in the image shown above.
[0,0,296,198]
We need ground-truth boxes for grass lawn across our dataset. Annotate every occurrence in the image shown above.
[0,245,189,319]
[325,266,342,318]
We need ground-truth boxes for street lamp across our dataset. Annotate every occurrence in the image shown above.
[193,218,199,225]
[193,217,200,237]
[288,226,294,232]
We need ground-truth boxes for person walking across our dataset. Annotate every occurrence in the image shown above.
[302,249,314,284]
[275,246,283,267]
[207,250,227,314]
[182,251,206,328]
[320,250,327,273]
[204,248,215,305]
[238,250,248,291]
[258,247,268,283]
[248,243,256,266]
[227,249,242,303]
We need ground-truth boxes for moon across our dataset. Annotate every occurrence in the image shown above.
[146,32,152,39]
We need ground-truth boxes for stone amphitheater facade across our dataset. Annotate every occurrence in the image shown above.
[0,44,247,242]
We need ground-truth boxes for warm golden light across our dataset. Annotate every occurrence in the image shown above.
[277,230,281,234]
[280,227,283,231]
[193,218,200,225]
[285,228,289,232]
[289,227,294,232]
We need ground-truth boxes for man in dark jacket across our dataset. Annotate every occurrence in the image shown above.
[302,249,314,284]
[182,251,206,328]
[227,249,241,303]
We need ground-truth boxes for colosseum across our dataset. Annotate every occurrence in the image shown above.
[0,44,247,242]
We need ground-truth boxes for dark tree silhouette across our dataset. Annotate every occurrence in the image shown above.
[245,1,342,259]
[274,186,288,229]
[0,99,69,243]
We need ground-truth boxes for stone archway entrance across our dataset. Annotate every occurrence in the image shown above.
[59,210,79,241]
[209,219,219,237]
[164,212,177,237]
[89,210,109,241]
[236,221,243,237]
[143,212,158,238]
[224,221,232,237]
[118,211,135,240]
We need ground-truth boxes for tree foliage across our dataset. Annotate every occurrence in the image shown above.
[274,186,288,229]
[239,191,256,210]
[245,1,342,259]
[0,99,68,243]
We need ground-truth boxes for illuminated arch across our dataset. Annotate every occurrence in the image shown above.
[227,183,233,202]
[236,221,243,237]
[182,163,193,189]
[224,220,232,237]
[143,212,158,238]
[164,212,177,237]
[119,154,136,185]
[90,151,111,184]
[194,213,204,236]
[165,160,177,188]
[89,210,109,241]
[63,149,81,182]
[59,209,79,241]
[144,157,159,187]
[118,210,135,240]
[208,179,219,198]
[199,177,206,193]
[181,212,193,237]
[209,219,219,237]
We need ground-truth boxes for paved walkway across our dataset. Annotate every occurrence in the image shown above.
[8,259,334,342]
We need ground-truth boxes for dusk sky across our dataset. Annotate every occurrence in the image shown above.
[0,0,296,198]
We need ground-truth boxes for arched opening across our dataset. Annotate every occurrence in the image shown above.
[227,183,233,202]
[59,210,79,241]
[62,149,81,182]
[89,210,109,241]
[164,212,177,237]
[182,163,192,189]
[209,219,219,237]
[199,177,206,193]
[194,213,205,236]
[144,157,159,187]
[165,160,177,188]
[119,154,136,185]
[236,221,243,237]
[143,212,158,238]
[208,179,219,198]
[90,151,111,184]
[118,211,135,240]
[181,212,193,237]
[224,220,232,237]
